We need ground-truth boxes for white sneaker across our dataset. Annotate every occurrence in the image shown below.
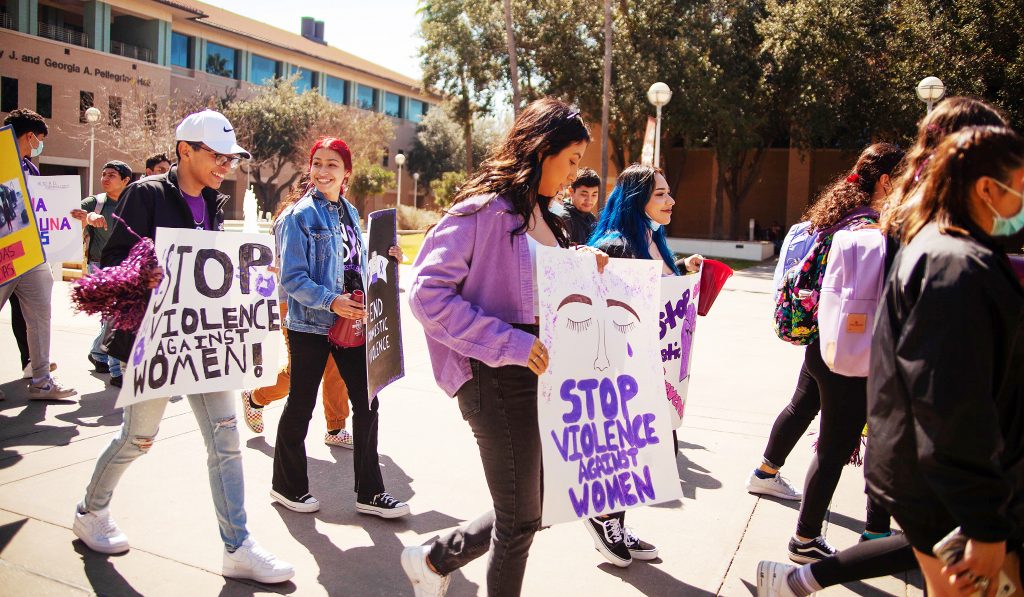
[73,508,129,554]
[324,429,353,449]
[270,489,320,513]
[23,362,57,379]
[29,377,76,400]
[757,560,800,597]
[746,470,803,501]
[223,537,295,584]
[401,544,450,597]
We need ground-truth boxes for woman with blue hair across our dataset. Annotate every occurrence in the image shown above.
[582,163,702,567]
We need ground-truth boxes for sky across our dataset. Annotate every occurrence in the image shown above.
[204,0,424,80]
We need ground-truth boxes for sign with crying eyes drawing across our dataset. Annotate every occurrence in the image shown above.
[537,246,682,525]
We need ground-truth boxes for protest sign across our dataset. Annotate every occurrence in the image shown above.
[117,228,282,407]
[26,176,83,263]
[0,126,45,285]
[537,246,682,525]
[365,209,404,398]
[660,270,701,429]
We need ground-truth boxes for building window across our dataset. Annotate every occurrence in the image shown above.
[250,54,279,84]
[1,77,17,113]
[35,83,52,119]
[325,76,348,105]
[291,67,316,93]
[356,84,377,111]
[408,99,427,123]
[79,91,94,123]
[145,102,157,131]
[171,32,193,68]
[205,41,238,79]
[108,96,122,128]
[384,92,403,118]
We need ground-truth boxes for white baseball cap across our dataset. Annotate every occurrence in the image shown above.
[175,109,251,159]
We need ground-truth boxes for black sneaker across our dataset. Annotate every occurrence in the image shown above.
[623,526,659,560]
[356,492,410,519]
[787,535,836,564]
[88,355,110,374]
[110,375,123,388]
[584,516,631,567]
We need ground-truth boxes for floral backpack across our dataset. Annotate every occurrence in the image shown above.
[773,208,878,345]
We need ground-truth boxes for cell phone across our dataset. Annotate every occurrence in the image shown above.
[933,527,1017,597]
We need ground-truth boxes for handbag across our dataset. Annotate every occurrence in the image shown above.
[327,290,365,348]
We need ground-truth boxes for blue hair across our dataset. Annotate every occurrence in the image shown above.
[588,164,681,275]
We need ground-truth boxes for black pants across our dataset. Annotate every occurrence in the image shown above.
[428,353,542,597]
[765,342,890,537]
[272,329,383,502]
[810,534,916,587]
[10,295,29,368]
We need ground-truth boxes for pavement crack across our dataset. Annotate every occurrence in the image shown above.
[715,495,759,595]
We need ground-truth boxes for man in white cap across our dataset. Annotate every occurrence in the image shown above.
[72,110,294,584]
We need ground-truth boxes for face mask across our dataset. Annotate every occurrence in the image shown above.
[30,136,44,158]
[648,218,662,232]
[985,179,1024,237]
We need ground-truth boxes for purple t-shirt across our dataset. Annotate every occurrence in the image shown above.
[182,192,210,230]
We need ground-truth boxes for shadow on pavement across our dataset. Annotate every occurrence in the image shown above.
[674,441,723,502]
[55,388,124,429]
[0,517,27,553]
[598,560,716,596]
[245,436,479,596]
[72,540,144,597]
[0,380,81,470]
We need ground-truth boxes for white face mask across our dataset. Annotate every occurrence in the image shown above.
[30,135,44,158]
[648,218,662,231]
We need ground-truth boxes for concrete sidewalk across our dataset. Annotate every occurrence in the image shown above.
[0,264,922,596]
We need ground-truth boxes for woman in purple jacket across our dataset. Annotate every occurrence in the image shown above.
[404,98,604,597]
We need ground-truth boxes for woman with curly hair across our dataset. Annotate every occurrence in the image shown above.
[747,143,904,564]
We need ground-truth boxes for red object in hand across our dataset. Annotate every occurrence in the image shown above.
[697,259,734,316]
[328,290,365,348]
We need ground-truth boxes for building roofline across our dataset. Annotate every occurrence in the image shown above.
[150,0,208,18]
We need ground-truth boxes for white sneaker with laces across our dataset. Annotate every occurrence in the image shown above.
[29,377,76,400]
[401,544,450,597]
[757,560,800,597]
[223,537,295,584]
[73,508,129,554]
[746,470,803,501]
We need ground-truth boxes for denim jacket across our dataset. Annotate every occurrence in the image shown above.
[279,189,366,334]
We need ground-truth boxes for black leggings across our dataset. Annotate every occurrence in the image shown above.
[763,342,890,537]
[10,295,29,368]
[810,534,917,587]
[273,329,384,502]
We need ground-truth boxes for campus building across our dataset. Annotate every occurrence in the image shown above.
[0,0,438,217]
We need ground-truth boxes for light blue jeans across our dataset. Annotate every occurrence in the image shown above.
[80,384,248,550]
[86,263,122,377]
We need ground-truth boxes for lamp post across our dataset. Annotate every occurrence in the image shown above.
[916,76,946,114]
[84,106,101,196]
[394,152,406,208]
[413,172,420,209]
[646,82,672,168]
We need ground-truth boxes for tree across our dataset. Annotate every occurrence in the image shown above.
[225,77,395,214]
[429,171,468,209]
[348,163,395,214]
[406,106,503,191]
[418,0,504,172]
[504,0,522,115]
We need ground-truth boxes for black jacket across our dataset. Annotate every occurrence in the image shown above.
[866,221,1024,543]
[100,167,228,360]
[101,167,228,268]
[559,203,597,246]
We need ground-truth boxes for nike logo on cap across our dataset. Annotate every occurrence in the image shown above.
[223,126,233,132]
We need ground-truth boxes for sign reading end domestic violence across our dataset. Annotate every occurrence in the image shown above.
[537,247,682,525]
[117,228,282,407]
[365,209,404,398]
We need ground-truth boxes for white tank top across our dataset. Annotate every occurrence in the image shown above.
[526,234,539,318]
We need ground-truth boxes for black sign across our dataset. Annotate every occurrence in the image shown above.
[364,209,404,398]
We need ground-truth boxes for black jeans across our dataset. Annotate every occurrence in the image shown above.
[10,295,28,368]
[272,329,384,502]
[428,351,542,597]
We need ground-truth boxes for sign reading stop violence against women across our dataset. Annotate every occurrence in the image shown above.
[365,209,405,398]
[537,247,682,525]
[659,270,701,429]
[117,228,282,407]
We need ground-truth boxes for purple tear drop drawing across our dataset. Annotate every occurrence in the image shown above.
[627,343,633,357]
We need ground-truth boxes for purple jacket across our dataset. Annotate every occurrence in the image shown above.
[410,194,538,397]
